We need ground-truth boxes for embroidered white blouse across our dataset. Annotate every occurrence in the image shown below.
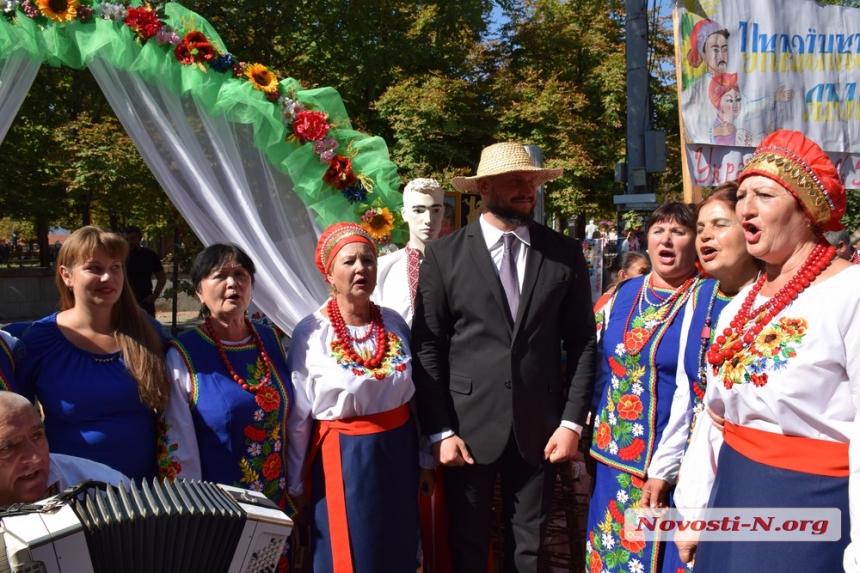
[285,305,418,496]
[674,265,860,568]
[372,248,413,325]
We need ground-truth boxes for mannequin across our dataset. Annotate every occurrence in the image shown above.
[373,178,445,324]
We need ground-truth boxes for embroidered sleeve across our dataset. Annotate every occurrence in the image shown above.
[285,319,315,496]
[158,348,202,480]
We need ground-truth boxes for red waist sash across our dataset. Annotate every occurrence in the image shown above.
[306,403,410,573]
[723,421,848,478]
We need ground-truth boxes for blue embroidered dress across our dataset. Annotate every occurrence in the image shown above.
[162,322,295,514]
[587,275,701,573]
[15,313,162,481]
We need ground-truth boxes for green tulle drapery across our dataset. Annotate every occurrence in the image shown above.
[0,0,403,236]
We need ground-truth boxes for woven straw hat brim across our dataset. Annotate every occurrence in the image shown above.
[451,166,563,192]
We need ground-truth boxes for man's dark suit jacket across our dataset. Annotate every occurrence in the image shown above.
[411,219,597,466]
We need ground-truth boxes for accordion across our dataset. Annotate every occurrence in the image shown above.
[0,479,293,573]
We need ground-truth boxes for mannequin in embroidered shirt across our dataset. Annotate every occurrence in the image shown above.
[373,178,445,325]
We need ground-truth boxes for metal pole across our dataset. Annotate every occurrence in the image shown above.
[626,0,649,195]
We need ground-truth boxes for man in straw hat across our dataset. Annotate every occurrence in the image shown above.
[412,142,596,571]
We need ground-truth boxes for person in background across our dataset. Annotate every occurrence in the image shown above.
[825,229,859,264]
[594,251,651,327]
[675,130,858,572]
[288,222,428,573]
[412,142,596,572]
[373,177,445,325]
[0,392,127,506]
[587,203,701,573]
[16,226,170,481]
[124,226,166,317]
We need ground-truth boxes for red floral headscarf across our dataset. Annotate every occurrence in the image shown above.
[314,222,377,281]
[739,130,846,231]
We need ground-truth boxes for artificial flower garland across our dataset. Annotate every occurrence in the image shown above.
[2,0,390,228]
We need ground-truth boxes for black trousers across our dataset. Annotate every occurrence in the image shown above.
[442,432,557,573]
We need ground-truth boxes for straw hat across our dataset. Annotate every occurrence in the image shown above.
[451,142,563,192]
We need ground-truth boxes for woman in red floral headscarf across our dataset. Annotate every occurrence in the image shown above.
[286,222,431,573]
[675,130,860,572]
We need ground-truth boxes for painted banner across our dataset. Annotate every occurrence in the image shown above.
[676,0,860,187]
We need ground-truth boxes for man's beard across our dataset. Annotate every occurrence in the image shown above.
[486,197,533,227]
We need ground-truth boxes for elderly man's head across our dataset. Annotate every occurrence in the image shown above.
[0,393,50,505]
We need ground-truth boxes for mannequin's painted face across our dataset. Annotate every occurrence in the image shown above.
[402,189,444,247]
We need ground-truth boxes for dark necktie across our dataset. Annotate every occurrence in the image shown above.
[500,233,519,319]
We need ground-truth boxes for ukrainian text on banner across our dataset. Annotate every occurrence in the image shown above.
[676,0,860,187]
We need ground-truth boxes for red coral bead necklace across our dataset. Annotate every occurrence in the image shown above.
[706,242,835,367]
[328,297,389,369]
[204,317,272,393]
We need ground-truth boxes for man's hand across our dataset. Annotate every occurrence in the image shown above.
[543,426,580,463]
[418,468,436,496]
[433,435,474,466]
[640,477,670,508]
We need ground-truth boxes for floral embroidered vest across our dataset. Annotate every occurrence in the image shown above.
[591,276,700,477]
[170,324,294,513]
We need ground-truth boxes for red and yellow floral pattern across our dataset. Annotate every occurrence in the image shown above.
[714,316,808,389]
[330,331,407,380]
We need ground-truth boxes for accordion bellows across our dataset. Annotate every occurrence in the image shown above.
[0,479,293,573]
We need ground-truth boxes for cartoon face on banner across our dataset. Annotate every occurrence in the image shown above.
[676,0,860,187]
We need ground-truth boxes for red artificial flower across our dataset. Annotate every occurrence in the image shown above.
[292,110,330,142]
[262,453,281,481]
[174,30,215,65]
[125,6,162,41]
[174,42,194,65]
[256,386,281,412]
[595,422,612,449]
[244,425,268,443]
[617,394,643,421]
[323,155,357,190]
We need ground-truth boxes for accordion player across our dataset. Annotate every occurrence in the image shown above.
[0,478,293,573]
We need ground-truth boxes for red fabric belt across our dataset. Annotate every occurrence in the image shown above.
[723,421,849,478]
[306,403,410,573]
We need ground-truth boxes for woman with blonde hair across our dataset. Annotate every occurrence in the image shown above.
[16,226,170,480]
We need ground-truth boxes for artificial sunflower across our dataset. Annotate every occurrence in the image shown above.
[36,0,78,21]
[244,63,279,94]
[360,208,395,241]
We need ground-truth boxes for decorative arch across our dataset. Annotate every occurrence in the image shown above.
[0,0,404,333]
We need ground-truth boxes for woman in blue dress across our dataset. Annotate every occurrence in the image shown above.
[160,244,296,572]
[161,244,294,503]
[16,226,170,481]
[587,203,702,573]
